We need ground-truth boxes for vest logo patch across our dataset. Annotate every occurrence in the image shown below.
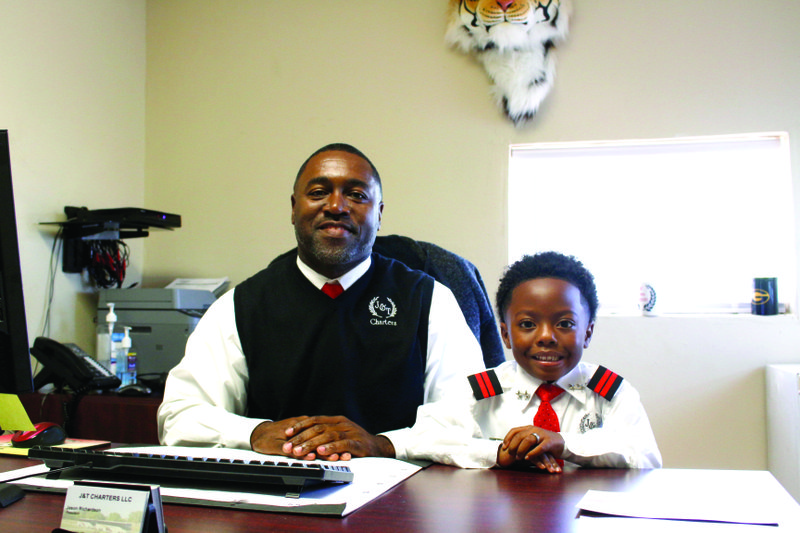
[369,296,397,326]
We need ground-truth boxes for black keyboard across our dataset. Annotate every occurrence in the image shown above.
[28,446,354,497]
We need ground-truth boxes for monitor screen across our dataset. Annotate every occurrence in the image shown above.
[0,129,34,393]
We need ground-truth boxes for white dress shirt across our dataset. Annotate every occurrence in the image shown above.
[390,360,663,469]
[157,255,486,449]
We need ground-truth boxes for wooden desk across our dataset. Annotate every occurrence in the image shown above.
[18,392,161,445]
[3,454,800,532]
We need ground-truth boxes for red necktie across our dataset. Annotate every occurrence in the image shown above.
[534,383,565,467]
[534,383,564,431]
[321,281,344,299]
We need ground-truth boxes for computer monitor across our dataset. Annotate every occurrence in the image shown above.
[0,129,34,393]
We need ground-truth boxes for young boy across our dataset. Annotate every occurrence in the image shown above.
[390,251,662,472]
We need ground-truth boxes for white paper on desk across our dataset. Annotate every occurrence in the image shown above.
[8,446,422,517]
[576,489,779,526]
[0,464,50,482]
[575,516,777,533]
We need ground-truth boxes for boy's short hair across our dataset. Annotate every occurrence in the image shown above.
[496,251,599,322]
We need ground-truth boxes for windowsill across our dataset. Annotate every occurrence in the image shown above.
[600,302,791,318]
[599,312,797,319]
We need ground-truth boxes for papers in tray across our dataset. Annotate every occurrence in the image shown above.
[4,445,423,517]
[165,278,229,297]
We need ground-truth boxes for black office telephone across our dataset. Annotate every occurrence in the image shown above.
[31,336,121,393]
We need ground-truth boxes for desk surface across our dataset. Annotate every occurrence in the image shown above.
[3,454,800,532]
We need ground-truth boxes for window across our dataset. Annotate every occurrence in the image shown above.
[508,133,795,315]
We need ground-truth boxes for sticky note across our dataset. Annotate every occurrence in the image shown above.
[0,393,36,431]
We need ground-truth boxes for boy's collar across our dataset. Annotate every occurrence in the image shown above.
[513,362,588,402]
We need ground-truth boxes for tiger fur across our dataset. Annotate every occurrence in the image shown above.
[445,0,570,126]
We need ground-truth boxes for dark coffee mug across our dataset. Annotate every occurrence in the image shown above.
[752,277,778,315]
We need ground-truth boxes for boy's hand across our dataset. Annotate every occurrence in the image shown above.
[496,426,565,473]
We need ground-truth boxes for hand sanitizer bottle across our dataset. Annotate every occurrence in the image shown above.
[117,326,135,386]
[96,303,117,372]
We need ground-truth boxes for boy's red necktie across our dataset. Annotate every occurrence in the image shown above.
[534,383,565,466]
[534,383,564,431]
[321,281,344,299]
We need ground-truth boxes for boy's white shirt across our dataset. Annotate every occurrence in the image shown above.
[390,359,663,469]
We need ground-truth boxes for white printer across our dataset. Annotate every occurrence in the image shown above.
[97,288,219,376]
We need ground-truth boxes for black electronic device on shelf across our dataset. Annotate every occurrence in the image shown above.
[41,206,181,274]
[28,446,354,498]
[59,206,181,236]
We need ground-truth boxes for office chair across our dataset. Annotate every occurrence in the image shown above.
[373,235,505,368]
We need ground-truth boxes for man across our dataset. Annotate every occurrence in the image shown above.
[157,143,485,460]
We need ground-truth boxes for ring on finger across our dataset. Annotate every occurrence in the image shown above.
[531,432,540,444]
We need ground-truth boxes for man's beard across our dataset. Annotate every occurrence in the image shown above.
[294,225,375,268]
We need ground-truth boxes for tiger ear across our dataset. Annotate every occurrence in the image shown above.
[444,0,571,126]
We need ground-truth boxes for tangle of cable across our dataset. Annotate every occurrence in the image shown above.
[87,239,129,288]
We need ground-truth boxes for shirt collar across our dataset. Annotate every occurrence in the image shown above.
[296,254,372,291]
[513,362,588,405]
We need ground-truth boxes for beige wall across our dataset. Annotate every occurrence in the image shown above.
[4,0,800,472]
[144,0,800,471]
[0,1,146,354]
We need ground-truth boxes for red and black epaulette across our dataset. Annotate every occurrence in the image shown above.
[467,369,503,401]
[587,366,624,401]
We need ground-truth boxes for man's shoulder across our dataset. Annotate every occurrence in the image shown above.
[371,252,435,283]
[267,248,297,268]
[235,252,299,298]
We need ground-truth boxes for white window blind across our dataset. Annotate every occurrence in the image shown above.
[508,133,795,315]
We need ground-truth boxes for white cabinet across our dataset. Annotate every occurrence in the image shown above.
[766,364,800,503]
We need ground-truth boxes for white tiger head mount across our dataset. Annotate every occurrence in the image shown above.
[446,0,570,126]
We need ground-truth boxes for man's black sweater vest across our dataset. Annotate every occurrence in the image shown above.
[234,252,434,434]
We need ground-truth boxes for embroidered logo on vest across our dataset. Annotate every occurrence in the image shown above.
[369,296,397,326]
